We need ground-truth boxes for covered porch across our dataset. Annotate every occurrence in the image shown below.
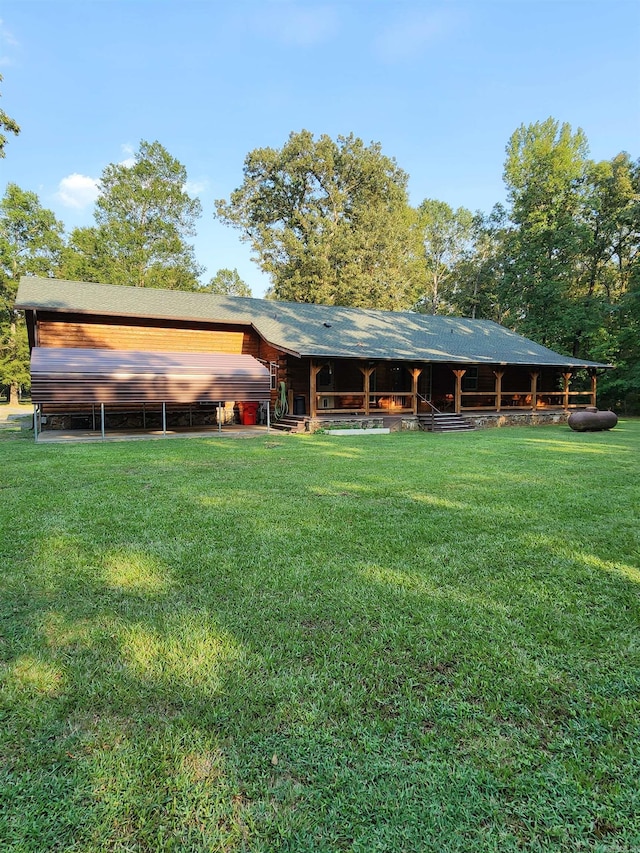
[293,359,599,418]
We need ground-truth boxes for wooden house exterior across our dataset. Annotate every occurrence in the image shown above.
[16,277,611,435]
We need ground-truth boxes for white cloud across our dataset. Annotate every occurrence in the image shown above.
[56,173,100,209]
[184,179,208,196]
[119,143,136,168]
[0,19,18,44]
[374,7,462,62]
[0,18,19,66]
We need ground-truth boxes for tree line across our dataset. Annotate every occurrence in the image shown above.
[1,112,638,411]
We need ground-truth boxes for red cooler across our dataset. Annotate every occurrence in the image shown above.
[242,402,259,425]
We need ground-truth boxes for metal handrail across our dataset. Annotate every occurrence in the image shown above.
[416,393,442,431]
[416,393,442,414]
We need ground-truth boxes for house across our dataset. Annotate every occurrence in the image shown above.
[16,276,612,437]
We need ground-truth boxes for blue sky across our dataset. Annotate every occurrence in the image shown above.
[1,0,638,297]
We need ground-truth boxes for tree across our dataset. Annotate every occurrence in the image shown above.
[497,120,639,403]
[203,268,252,297]
[58,226,110,284]
[501,118,590,351]
[60,140,203,290]
[0,74,20,158]
[415,199,473,314]
[581,153,638,301]
[451,205,510,321]
[215,130,424,309]
[0,184,64,403]
[588,154,640,411]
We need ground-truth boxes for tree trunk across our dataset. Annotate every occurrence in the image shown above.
[7,319,21,405]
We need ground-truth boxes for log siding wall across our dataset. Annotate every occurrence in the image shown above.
[38,319,260,356]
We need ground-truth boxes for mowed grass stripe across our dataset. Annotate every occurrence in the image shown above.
[0,423,638,851]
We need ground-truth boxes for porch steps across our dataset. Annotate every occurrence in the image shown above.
[270,414,307,433]
[418,413,475,433]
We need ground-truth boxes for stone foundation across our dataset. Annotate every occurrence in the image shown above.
[42,407,572,434]
[462,411,569,429]
[306,411,570,433]
[41,402,236,431]
[307,416,385,432]
[401,417,420,431]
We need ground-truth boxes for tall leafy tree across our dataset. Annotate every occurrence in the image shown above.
[588,154,640,410]
[203,268,252,297]
[572,153,638,356]
[0,74,20,158]
[215,130,424,309]
[58,226,110,284]
[502,118,590,351]
[0,184,64,402]
[415,199,473,314]
[451,205,510,321]
[61,140,203,290]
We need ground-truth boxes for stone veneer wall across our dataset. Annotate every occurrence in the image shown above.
[42,402,237,431]
[306,411,569,433]
[463,411,569,429]
[306,416,385,432]
[42,408,571,433]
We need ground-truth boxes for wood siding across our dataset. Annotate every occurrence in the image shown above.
[37,315,261,357]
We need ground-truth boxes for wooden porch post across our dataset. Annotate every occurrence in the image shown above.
[310,361,322,418]
[410,367,422,415]
[452,369,466,414]
[589,370,597,407]
[493,370,504,412]
[529,371,539,410]
[562,372,573,410]
[358,365,375,416]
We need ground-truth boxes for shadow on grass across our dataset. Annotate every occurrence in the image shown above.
[1,425,639,851]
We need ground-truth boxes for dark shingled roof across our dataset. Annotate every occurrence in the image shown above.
[16,277,611,369]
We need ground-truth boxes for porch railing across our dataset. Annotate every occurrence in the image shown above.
[312,389,595,416]
[460,390,595,410]
[314,392,417,414]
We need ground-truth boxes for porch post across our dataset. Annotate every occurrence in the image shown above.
[529,371,539,410]
[452,369,466,414]
[589,370,597,407]
[364,367,371,416]
[411,368,422,415]
[562,372,573,409]
[310,361,321,419]
[359,365,374,416]
[493,370,504,412]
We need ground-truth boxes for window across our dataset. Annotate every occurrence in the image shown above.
[317,361,333,390]
[461,367,478,392]
[270,362,278,391]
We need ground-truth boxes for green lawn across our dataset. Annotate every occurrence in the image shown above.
[1,422,639,852]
